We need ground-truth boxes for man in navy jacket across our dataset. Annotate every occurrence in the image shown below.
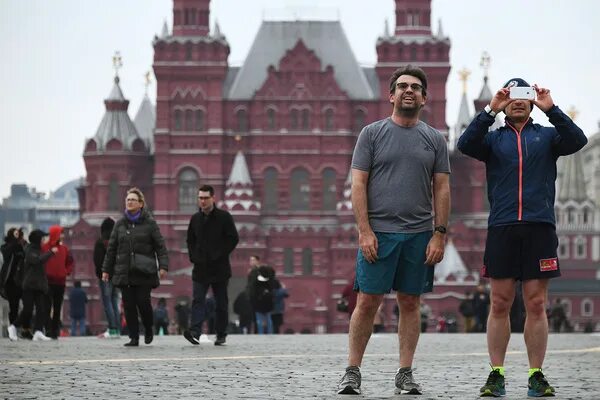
[458,78,587,397]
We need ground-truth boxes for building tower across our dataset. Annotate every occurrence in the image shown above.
[375,0,451,133]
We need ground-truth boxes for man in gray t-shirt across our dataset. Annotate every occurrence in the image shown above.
[338,66,451,396]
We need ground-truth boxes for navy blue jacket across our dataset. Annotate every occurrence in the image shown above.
[457,105,587,227]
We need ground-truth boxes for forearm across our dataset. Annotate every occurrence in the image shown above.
[547,105,588,154]
[457,111,494,160]
[351,182,372,234]
[433,179,450,228]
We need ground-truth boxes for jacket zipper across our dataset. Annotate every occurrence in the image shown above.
[506,118,530,221]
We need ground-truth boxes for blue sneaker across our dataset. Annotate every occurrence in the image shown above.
[527,371,555,397]
[480,369,506,397]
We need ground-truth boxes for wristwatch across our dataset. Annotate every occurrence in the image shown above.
[434,225,447,234]
[484,104,497,118]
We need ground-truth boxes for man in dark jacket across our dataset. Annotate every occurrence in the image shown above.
[458,78,587,397]
[184,184,239,346]
[69,281,87,336]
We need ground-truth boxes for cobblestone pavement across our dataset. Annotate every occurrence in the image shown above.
[1,333,599,399]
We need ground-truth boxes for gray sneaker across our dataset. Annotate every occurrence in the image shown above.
[395,367,422,395]
[337,366,361,395]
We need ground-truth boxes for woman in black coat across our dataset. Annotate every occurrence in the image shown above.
[102,187,169,346]
[0,227,25,328]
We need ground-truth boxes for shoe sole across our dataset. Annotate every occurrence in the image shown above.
[183,332,199,345]
[527,389,555,397]
[337,385,360,395]
[395,388,422,395]
[480,388,506,397]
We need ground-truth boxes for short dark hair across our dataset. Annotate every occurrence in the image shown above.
[198,184,214,196]
[389,65,428,96]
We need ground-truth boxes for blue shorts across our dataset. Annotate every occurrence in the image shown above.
[354,231,434,295]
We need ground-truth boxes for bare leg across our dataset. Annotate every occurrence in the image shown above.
[348,292,383,366]
[397,293,420,368]
[487,279,516,366]
[522,279,549,368]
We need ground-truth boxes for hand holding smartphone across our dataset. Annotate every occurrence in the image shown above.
[509,86,536,100]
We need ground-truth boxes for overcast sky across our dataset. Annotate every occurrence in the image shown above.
[1,0,598,200]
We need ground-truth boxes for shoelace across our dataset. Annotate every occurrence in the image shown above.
[485,370,502,386]
[398,370,416,386]
[341,369,360,385]
[531,372,549,386]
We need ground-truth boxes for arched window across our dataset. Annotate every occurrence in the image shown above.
[291,168,310,211]
[185,43,192,61]
[567,207,575,224]
[284,248,294,275]
[302,248,313,275]
[410,46,417,60]
[108,178,119,211]
[583,208,590,224]
[185,110,194,131]
[324,109,334,131]
[558,237,569,258]
[354,109,366,132]
[263,167,278,211]
[194,110,204,131]
[301,109,310,130]
[174,110,182,131]
[290,109,299,130]
[322,168,337,210]
[236,109,248,132]
[574,236,586,259]
[582,298,593,317]
[178,169,199,211]
[266,108,276,131]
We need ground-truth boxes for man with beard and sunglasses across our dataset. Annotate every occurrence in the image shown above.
[337,65,450,395]
[458,78,587,397]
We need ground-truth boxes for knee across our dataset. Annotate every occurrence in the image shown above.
[397,295,420,313]
[490,295,512,317]
[354,295,382,316]
[525,296,546,318]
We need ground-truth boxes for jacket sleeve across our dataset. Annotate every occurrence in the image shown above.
[186,215,196,263]
[102,222,119,275]
[26,248,54,265]
[150,219,169,270]
[222,212,239,256]
[457,111,496,161]
[547,105,588,156]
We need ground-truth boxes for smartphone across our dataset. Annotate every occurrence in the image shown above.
[509,86,536,100]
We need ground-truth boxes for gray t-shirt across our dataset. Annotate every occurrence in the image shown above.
[351,117,450,233]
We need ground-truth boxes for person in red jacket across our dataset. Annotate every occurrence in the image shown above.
[42,225,74,339]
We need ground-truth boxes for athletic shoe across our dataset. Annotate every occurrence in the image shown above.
[8,325,18,341]
[395,367,423,395]
[337,366,361,395]
[32,330,52,341]
[480,369,506,397]
[527,371,555,397]
[109,329,120,338]
[214,336,226,346]
[183,329,200,345]
[97,329,110,339]
[199,334,213,344]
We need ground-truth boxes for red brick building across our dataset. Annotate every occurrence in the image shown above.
[65,0,599,334]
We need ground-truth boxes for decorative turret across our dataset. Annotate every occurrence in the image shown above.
[133,72,156,153]
[454,68,472,148]
[172,0,211,37]
[473,51,493,112]
[219,151,261,215]
[375,0,450,132]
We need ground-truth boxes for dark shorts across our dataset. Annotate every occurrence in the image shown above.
[354,231,434,295]
[483,223,561,281]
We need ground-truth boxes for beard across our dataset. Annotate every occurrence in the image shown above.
[395,103,421,118]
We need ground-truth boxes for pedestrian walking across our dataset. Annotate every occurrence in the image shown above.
[183,184,239,346]
[69,281,87,336]
[94,217,121,338]
[271,279,289,334]
[102,187,169,347]
[154,297,169,335]
[1,227,25,330]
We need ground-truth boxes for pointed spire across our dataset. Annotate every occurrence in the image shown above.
[476,51,493,101]
[227,151,253,186]
[161,19,169,38]
[134,93,156,153]
[213,20,222,38]
[437,19,444,39]
[383,18,390,38]
[434,239,468,282]
[220,151,261,213]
